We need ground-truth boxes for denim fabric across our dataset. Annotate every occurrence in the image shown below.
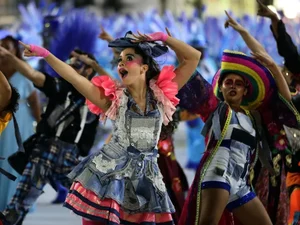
[67,91,174,214]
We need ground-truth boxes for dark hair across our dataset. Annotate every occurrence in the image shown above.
[70,49,97,62]
[291,75,300,88]
[132,47,161,84]
[159,114,180,140]
[193,46,205,60]
[70,48,97,78]
[129,47,177,138]
[2,36,22,59]
[2,84,20,113]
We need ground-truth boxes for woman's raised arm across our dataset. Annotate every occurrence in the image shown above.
[133,31,201,90]
[224,11,291,101]
[19,42,112,112]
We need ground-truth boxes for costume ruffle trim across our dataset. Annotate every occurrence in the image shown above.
[64,182,174,225]
[86,76,123,121]
[86,66,179,124]
[149,65,179,125]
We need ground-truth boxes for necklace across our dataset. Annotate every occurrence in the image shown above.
[244,109,259,185]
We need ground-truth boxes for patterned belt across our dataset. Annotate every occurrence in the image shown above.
[127,145,158,160]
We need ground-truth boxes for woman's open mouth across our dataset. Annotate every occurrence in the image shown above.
[229,90,237,96]
[119,68,128,79]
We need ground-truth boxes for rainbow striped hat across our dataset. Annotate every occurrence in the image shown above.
[212,50,277,110]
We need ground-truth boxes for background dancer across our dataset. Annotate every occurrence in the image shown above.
[252,1,300,224]
[0,35,41,212]
[0,46,99,225]
[157,107,195,224]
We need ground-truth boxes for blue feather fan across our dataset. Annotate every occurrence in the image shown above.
[45,9,100,77]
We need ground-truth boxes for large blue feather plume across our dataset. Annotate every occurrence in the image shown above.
[45,9,100,77]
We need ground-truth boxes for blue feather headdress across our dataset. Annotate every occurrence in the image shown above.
[45,9,100,77]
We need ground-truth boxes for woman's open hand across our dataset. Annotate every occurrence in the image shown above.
[71,51,96,67]
[257,0,277,19]
[251,52,275,67]
[98,26,114,42]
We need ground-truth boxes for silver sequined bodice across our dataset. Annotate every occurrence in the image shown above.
[105,91,163,152]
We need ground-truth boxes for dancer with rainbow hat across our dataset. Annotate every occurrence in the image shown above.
[179,11,292,225]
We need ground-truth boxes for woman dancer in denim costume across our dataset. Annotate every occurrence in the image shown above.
[19,30,200,225]
[179,11,292,225]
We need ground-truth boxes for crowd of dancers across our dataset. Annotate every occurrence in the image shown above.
[0,1,300,225]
